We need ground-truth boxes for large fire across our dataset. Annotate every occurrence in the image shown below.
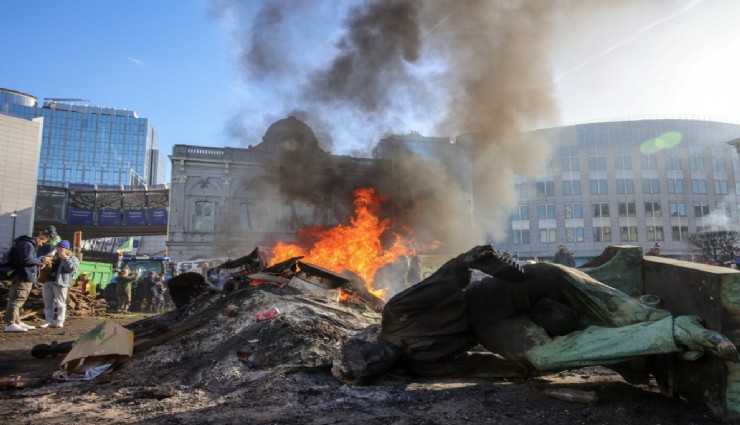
[271,187,413,299]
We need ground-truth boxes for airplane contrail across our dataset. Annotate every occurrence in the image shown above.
[555,0,701,82]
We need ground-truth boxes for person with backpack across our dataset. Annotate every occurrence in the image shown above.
[4,231,51,333]
[39,240,79,329]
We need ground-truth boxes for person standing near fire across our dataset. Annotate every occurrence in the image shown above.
[115,267,135,313]
[39,240,79,329]
[4,231,50,332]
[151,274,167,313]
[74,272,90,296]
[552,245,576,267]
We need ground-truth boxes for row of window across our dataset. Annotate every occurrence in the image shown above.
[531,178,733,197]
[512,201,726,221]
[511,225,691,244]
[560,145,732,172]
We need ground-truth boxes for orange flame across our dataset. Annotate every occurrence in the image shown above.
[272,187,414,299]
[338,288,361,303]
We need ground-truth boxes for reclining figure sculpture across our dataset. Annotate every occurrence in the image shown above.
[333,245,739,384]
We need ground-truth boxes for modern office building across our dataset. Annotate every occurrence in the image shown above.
[0,113,44,249]
[490,118,740,262]
[0,87,165,187]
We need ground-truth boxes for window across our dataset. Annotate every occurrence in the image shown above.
[538,204,556,220]
[691,179,707,194]
[670,202,686,217]
[618,202,636,217]
[512,206,529,221]
[620,226,638,242]
[646,226,664,242]
[592,202,610,217]
[640,154,658,170]
[645,202,662,217]
[564,203,583,219]
[714,180,729,195]
[516,183,528,197]
[590,179,608,194]
[667,179,685,194]
[562,180,581,196]
[593,226,612,242]
[587,145,606,171]
[194,201,214,232]
[666,154,682,170]
[614,145,632,170]
[672,225,689,241]
[566,227,585,242]
[513,229,530,244]
[616,179,634,194]
[690,148,705,170]
[561,146,580,172]
[239,202,252,231]
[694,202,710,218]
[536,181,555,197]
[641,178,660,194]
[717,202,731,217]
[539,228,557,243]
[712,157,726,171]
[711,147,726,171]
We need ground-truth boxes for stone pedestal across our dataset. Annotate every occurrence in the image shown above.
[643,256,740,421]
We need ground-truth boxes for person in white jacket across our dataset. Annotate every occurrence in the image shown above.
[40,240,79,329]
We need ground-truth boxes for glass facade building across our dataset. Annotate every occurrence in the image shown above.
[495,119,740,262]
[0,87,165,187]
[373,119,740,262]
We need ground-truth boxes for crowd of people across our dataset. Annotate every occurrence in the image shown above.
[111,269,171,313]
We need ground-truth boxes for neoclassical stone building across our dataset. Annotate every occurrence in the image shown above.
[167,117,388,260]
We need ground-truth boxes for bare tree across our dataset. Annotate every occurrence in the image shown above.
[685,230,740,265]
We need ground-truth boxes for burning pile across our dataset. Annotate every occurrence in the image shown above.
[272,187,423,300]
[112,279,381,389]
[100,191,420,389]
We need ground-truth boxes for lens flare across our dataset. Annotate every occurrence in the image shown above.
[640,131,682,154]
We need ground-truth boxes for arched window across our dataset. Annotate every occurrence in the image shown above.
[194,201,214,233]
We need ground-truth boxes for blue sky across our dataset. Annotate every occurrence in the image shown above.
[3,0,234,173]
[5,0,740,182]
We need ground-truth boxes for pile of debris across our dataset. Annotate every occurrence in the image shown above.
[0,280,109,320]
[116,281,380,389]
[17,249,387,389]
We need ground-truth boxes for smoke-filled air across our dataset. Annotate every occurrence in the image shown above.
[210,0,588,252]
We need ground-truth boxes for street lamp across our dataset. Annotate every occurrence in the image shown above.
[10,210,17,246]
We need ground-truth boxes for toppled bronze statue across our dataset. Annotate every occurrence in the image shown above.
[333,245,739,384]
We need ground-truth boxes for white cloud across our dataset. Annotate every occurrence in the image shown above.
[126,56,148,67]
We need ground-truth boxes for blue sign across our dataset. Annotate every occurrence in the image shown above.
[149,208,168,226]
[67,208,94,225]
[125,209,147,226]
[98,209,122,226]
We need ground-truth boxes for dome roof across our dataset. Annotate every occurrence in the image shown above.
[262,116,320,148]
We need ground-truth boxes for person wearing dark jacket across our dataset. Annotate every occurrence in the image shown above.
[4,231,50,332]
